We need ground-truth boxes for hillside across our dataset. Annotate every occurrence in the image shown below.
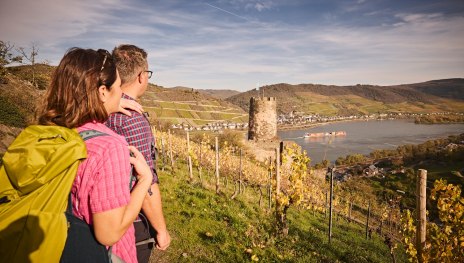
[151,154,407,263]
[196,89,241,100]
[0,65,248,154]
[226,79,464,115]
[140,85,248,127]
[0,65,50,154]
[408,78,464,100]
[2,63,463,153]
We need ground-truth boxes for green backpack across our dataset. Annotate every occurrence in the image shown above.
[0,125,87,263]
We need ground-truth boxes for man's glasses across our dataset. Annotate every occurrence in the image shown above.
[140,70,153,79]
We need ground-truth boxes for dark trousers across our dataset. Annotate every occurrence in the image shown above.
[134,215,155,263]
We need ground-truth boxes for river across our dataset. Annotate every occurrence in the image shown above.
[277,119,464,164]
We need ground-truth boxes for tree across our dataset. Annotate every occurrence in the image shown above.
[16,42,39,87]
[0,40,23,80]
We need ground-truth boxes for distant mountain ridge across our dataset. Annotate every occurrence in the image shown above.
[196,89,240,100]
[1,63,463,133]
[226,79,464,115]
[165,86,240,100]
[407,78,464,100]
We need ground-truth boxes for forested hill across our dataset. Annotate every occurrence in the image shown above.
[195,89,241,100]
[407,78,464,100]
[226,79,464,115]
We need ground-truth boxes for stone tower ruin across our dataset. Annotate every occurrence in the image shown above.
[248,96,277,141]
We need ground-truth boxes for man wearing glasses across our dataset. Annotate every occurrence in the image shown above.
[106,44,170,263]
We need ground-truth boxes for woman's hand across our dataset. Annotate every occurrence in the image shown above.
[94,146,154,246]
[118,98,144,116]
[128,146,153,188]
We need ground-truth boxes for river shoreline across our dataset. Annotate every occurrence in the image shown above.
[277,118,391,132]
[278,118,464,132]
[277,119,464,164]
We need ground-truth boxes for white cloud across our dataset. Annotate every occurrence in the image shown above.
[247,2,273,12]
[395,13,443,23]
[152,9,464,89]
[0,0,123,44]
[1,0,462,90]
[221,0,275,12]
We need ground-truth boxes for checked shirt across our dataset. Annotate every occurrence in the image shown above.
[105,93,159,185]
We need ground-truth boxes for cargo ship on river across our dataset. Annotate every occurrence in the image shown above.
[303,131,346,138]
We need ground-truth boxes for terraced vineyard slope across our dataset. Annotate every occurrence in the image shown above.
[140,85,248,127]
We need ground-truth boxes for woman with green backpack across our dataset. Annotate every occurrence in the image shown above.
[39,48,153,262]
[0,47,151,263]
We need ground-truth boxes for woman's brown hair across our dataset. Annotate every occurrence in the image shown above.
[37,48,117,128]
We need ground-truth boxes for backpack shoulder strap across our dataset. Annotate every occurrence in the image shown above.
[67,130,109,215]
[79,130,109,141]
[78,129,136,194]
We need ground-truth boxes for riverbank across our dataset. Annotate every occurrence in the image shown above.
[278,118,382,131]
[278,113,464,132]
[278,119,464,164]
[414,113,464,124]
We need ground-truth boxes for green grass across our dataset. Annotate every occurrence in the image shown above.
[196,111,213,120]
[172,103,192,110]
[153,108,179,118]
[360,103,388,113]
[177,109,194,119]
[303,103,338,116]
[157,101,176,108]
[236,116,249,123]
[218,113,242,120]
[150,161,407,262]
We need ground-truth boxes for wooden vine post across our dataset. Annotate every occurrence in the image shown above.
[328,167,334,244]
[168,129,174,169]
[349,201,353,222]
[186,131,193,182]
[239,148,243,194]
[198,144,203,183]
[416,169,427,262]
[365,202,371,239]
[160,136,165,171]
[215,137,220,194]
[268,156,272,210]
[275,147,281,229]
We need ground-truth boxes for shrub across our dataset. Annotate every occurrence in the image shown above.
[400,180,464,262]
[0,96,26,127]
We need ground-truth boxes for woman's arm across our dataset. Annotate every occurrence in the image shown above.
[92,146,153,246]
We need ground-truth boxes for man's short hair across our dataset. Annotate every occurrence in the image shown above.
[112,44,148,85]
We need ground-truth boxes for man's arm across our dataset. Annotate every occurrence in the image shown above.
[142,183,171,250]
[114,112,170,249]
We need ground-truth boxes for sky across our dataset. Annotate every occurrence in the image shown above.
[1,0,463,91]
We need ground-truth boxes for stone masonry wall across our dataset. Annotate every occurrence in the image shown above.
[248,97,277,141]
